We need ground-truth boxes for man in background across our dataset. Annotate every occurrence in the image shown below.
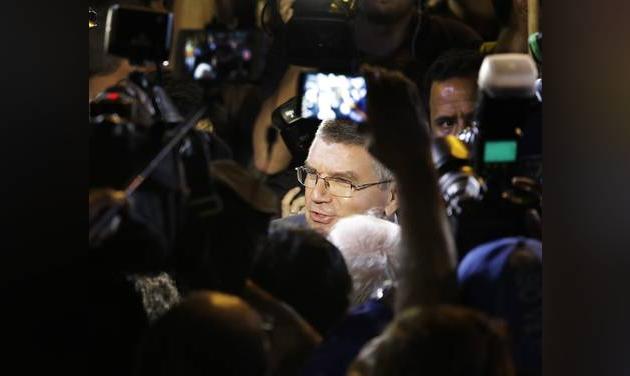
[424,49,483,137]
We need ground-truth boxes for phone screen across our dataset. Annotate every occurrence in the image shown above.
[179,29,254,82]
[300,72,367,123]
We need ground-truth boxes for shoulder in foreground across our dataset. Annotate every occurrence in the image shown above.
[269,213,308,234]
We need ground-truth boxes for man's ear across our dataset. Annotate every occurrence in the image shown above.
[384,183,398,218]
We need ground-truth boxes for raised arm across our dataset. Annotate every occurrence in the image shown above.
[361,66,458,313]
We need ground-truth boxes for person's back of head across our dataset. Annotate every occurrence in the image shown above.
[458,237,542,376]
[348,304,515,376]
[327,214,401,307]
[251,228,352,335]
[135,290,269,376]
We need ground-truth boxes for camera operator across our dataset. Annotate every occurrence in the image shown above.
[87,3,200,375]
[422,52,542,375]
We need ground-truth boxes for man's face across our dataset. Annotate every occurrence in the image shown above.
[304,138,395,235]
[359,0,416,24]
[429,77,478,138]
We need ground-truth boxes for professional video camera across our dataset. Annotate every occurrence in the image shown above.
[277,0,358,70]
[432,135,485,217]
[89,4,220,251]
[270,96,320,168]
[432,54,542,259]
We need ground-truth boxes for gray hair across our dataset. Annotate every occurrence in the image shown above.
[327,214,401,307]
[312,120,395,186]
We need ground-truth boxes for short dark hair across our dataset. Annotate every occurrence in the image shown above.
[423,49,483,112]
[425,49,484,91]
[312,120,394,183]
[251,228,352,335]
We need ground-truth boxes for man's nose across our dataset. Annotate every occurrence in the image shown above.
[311,177,332,203]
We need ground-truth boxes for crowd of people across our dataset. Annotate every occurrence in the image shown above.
[87,0,542,375]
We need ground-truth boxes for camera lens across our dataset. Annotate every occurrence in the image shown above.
[432,136,485,216]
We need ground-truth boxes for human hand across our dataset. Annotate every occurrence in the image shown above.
[89,188,127,245]
[89,188,126,223]
[510,176,542,239]
[281,187,305,218]
[360,65,432,173]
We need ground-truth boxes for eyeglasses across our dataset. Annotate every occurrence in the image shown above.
[296,166,392,198]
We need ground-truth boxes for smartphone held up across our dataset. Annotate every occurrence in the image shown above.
[298,72,368,124]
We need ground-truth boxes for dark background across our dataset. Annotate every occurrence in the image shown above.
[0,1,628,374]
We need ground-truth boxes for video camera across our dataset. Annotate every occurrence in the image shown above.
[474,54,542,186]
[104,4,173,66]
[432,54,542,258]
[271,96,320,168]
[90,4,221,249]
[282,0,358,70]
[90,5,182,191]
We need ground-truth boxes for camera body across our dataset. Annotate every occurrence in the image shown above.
[473,54,541,192]
[271,96,320,167]
[285,0,358,70]
[432,136,485,218]
[105,4,173,65]
[434,54,542,258]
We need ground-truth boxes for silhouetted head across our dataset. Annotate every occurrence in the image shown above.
[349,304,515,376]
[136,291,269,376]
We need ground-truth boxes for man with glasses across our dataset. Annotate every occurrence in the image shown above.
[272,119,399,235]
